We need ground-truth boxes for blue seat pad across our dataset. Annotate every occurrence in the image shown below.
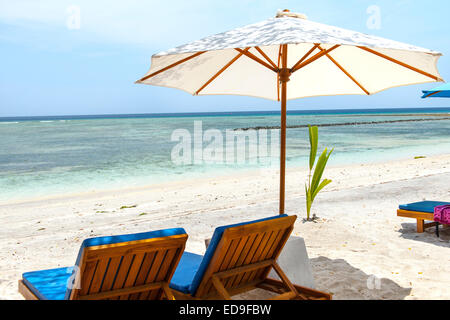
[22,267,73,300]
[169,252,203,293]
[399,201,450,213]
[22,228,187,300]
[170,214,287,295]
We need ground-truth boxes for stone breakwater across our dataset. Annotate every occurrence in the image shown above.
[233,117,450,131]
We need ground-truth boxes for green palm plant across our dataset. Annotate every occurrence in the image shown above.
[305,126,333,220]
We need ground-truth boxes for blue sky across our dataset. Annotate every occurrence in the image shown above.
[1,0,449,117]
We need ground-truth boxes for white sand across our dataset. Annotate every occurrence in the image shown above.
[1,154,449,300]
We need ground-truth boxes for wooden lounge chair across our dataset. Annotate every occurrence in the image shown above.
[397,200,450,236]
[18,228,188,300]
[169,214,331,300]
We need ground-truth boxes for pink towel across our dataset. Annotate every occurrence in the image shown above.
[434,205,450,225]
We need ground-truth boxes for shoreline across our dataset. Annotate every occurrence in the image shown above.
[2,151,449,207]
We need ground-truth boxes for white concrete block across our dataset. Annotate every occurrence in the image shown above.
[269,236,316,289]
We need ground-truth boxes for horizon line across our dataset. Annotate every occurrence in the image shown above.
[1,106,450,121]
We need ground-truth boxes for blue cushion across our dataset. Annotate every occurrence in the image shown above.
[170,215,287,295]
[399,201,450,213]
[169,252,203,293]
[22,228,186,300]
[22,267,73,300]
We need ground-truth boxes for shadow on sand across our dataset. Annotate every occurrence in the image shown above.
[214,256,411,300]
[310,256,411,300]
[398,222,450,248]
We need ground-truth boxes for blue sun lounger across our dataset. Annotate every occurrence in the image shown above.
[18,228,188,300]
[169,214,331,300]
[397,200,450,236]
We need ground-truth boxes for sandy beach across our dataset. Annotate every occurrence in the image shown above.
[1,153,449,300]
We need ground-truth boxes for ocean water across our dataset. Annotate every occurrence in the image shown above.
[0,108,449,203]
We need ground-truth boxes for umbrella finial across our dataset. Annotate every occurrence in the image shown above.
[276,9,308,19]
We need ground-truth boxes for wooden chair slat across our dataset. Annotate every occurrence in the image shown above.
[217,238,239,272]
[118,253,145,300]
[128,251,157,300]
[88,258,110,294]
[222,236,250,289]
[245,231,274,282]
[196,234,239,297]
[236,231,268,285]
[141,249,168,300]
[259,230,279,260]
[256,228,285,280]
[264,228,286,259]
[99,256,123,294]
[225,233,258,290]
[78,260,98,296]
[262,226,293,281]
[215,238,240,291]
[147,248,179,300]
[107,255,134,300]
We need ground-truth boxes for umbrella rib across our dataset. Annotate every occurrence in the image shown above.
[358,46,440,81]
[195,48,250,95]
[235,48,278,72]
[254,46,278,69]
[290,45,340,73]
[318,45,370,95]
[138,51,206,82]
[290,43,321,72]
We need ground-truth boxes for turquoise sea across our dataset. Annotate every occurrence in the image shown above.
[1,108,449,203]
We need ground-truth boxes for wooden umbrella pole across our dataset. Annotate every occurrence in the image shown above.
[279,44,290,214]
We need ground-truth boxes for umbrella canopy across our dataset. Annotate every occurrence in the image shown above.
[137,10,442,99]
[136,10,443,214]
[422,83,450,98]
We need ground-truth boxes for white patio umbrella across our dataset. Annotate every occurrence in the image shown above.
[136,10,443,214]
